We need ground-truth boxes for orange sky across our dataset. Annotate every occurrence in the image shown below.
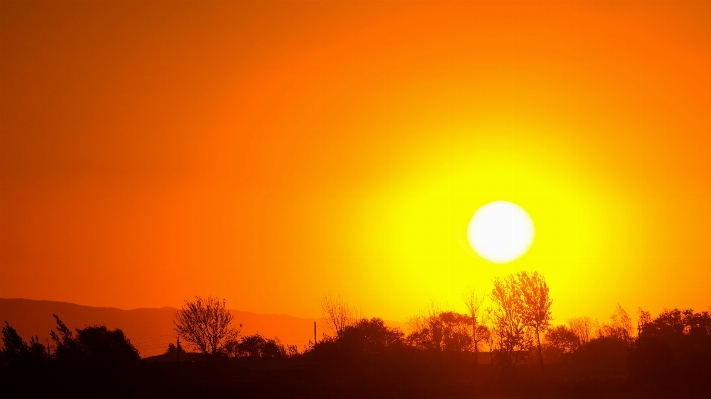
[2,1,710,325]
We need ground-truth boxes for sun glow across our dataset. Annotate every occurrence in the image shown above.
[467,201,534,263]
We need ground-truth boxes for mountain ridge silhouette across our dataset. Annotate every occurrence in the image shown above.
[0,298,406,357]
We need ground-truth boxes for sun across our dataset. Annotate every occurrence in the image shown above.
[467,200,535,263]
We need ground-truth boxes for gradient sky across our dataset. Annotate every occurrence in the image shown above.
[2,1,710,325]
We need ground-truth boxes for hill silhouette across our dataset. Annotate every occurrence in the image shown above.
[0,298,406,357]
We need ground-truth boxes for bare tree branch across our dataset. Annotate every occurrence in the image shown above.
[174,296,241,358]
[320,293,359,338]
[463,288,487,365]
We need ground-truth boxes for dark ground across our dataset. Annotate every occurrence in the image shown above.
[3,355,710,398]
[133,356,710,399]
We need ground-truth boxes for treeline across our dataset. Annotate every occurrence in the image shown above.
[2,271,711,398]
[1,315,140,397]
[310,282,711,389]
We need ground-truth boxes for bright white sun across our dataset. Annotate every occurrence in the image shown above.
[467,200,534,263]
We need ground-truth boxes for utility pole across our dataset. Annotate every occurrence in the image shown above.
[176,335,180,377]
[313,321,317,347]
[46,338,51,358]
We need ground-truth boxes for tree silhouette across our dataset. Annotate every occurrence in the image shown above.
[490,274,531,364]
[599,303,633,344]
[2,321,29,360]
[569,316,596,347]
[408,311,472,354]
[227,333,287,358]
[632,308,711,385]
[308,317,404,366]
[545,325,579,354]
[48,315,140,394]
[320,293,359,338]
[463,288,488,366]
[173,296,241,358]
[338,318,404,358]
[518,271,553,368]
[1,322,48,395]
[638,307,652,331]
[165,341,185,355]
[49,314,83,368]
[483,306,497,368]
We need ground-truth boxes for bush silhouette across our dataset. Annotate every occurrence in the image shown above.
[50,315,140,395]
[309,317,404,363]
[228,333,287,358]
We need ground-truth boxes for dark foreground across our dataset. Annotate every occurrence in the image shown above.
[136,358,710,399]
[4,355,710,399]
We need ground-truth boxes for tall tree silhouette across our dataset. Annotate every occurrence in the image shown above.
[490,275,531,364]
[174,296,241,358]
[518,271,553,368]
[463,288,488,366]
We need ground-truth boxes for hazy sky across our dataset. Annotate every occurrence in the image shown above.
[2,1,710,323]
